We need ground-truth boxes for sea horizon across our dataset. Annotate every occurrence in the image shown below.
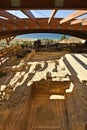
[17,33,70,40]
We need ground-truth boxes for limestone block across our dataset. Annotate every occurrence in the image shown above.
[0,85,6,91]
[3,92,5,96]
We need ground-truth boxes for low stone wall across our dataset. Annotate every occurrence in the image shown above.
[0,51,35,103]
[65,75,87,130]
[0,85,13,102]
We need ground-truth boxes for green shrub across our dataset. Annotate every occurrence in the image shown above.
[60,35,67,41]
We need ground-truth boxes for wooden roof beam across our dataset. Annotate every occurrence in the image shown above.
[60,10,87,24]
[82,21,87,26]
[21,10,35,19]
[0,11,28,27]
[0,18,8,23]
[0,10,19,19]
[48,10,57,24]
[71,18,87,25]
[0,18,25,30]
[0,18,13,29]
[0,0,87,9]
[0,18,86,31]
[21,10,39,25]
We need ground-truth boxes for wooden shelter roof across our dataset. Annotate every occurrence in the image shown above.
[0,1,87,41]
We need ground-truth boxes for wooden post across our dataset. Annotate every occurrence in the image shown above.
[6,36,16,46]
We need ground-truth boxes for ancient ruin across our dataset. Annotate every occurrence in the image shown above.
[0,1,87,130]
[0,51,87,130]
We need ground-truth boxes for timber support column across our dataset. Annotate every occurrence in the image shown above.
[6,36,16,46]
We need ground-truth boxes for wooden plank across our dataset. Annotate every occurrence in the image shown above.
[48,10,58,24]
[21,10,39,25]
[71,18,86,25]
[60,10,87,24]
[0,10,19,19]
[82,21,87,26]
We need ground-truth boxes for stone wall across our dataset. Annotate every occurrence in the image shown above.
[65,75,87,130]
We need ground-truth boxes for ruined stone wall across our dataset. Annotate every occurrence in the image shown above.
[65,76,87,130]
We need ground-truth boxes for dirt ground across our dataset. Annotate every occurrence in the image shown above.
[0,50,86,130]
[29,51,70,61]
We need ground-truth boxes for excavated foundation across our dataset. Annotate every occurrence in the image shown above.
[0,53,87,130]
[0,78,87,130]
[0,80,70,130]
[28,80,70,130]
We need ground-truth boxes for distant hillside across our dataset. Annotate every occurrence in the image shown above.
[59,37,85,43]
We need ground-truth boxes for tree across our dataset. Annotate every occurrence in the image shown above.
[60,35,66,41]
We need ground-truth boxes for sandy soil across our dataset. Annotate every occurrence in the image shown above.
[29,51,70,62]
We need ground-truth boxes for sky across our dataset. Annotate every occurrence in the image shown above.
[6,10,87,19]
[6,10,76,18]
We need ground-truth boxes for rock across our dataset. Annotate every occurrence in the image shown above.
[0,85,6,91]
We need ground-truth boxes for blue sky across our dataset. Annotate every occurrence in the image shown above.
[6,10,87,19]
[6,10,76,18]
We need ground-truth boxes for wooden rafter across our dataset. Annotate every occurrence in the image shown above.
[21,10,39,25]
[8,19,25,29]
[21,10,35,19]
[0,11,28,28]
[60,10,87,24]
[0,10,19,19]
[0,18,86,31]
[0,18,8,23]
[0,28,87,40]
[6,36,16,45]
[48,10,57,24]
[0,18,13,30]
[71,18,87,25]
[82,21,87,26]
[0,17,87,40]
[0,18,23,30]
[0,15,26,30]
